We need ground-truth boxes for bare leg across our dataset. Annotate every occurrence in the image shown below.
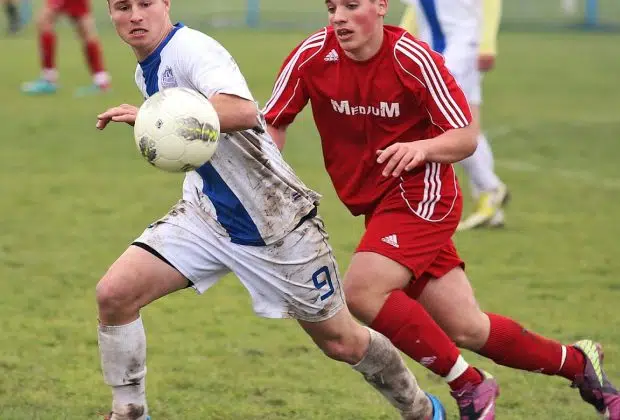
[96,246,189,420]
[299,306,435,420]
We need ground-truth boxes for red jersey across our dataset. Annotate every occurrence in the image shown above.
[264,25,472,217]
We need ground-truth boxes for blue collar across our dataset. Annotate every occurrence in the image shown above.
[139,22,185,68]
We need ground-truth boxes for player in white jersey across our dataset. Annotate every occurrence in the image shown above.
[94,1,447,419]
[400,0,509,231]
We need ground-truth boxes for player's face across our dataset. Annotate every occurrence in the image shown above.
[108,0,172,57]
[326,0,387,59]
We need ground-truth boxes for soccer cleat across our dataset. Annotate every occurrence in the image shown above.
[74,83,110,97]
[401,392,446,420]
[487,209,505,228]
[572,340,620,419]
[457,184,509,231]
[21,79,57,95]
[450,370,499,420]
[427,393,447,420]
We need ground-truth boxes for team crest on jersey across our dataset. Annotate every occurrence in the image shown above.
[161,66,177,88]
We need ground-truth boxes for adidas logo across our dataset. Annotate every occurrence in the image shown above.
[324,49,339,62]
[420,356,437,367]
[381,234,399,248]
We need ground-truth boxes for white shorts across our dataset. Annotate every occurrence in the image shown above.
[443,42,481,105]
[134,200,344,322]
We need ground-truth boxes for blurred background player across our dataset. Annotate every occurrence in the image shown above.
[21,0,110,96]
[400,0,509,231]
[3,0,21,33]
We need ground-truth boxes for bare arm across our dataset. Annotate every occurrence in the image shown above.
[266,124,287,151]
[210,93,259,133]
[377,124,478,178]
[416,124,478,163]
[96,94,260,134]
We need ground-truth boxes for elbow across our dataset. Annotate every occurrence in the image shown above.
[242,103,260,129]
[463,126,478,158]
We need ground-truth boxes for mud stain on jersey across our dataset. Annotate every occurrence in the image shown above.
[167,201,187,217]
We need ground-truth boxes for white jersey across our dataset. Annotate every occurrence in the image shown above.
[134,24,320,246]
[401,0,481,54]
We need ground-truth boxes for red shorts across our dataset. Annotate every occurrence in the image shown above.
[47,0,90,18]
[355,163,465,297]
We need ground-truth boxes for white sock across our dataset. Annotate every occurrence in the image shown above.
[93,71,110,88]
[460,133,501,193]
[41,68,58,83]
[443,355,469,383]
[98,316,148,419]
[353,328,431,419]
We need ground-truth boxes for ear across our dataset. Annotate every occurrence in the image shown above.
[378,0,388,18]
[163,0,171,13]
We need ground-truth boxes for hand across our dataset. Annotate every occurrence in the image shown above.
[96,104,139,130]
[478,54,496,72]
[376,141,427,178]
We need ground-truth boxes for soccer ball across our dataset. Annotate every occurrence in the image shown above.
[133,87,220,172]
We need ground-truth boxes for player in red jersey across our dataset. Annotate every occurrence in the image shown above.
[21,0,110,96]
[264,1,620,419]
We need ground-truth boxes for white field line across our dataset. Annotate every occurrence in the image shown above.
[486,119,620,190]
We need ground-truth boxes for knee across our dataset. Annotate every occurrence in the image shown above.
[75,16,97,42]
[96,272,140,323]
[317,334,362,364]
[36,11,53,32]
[445,312,490,350]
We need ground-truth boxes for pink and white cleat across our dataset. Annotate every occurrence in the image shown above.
[450,370,499,420]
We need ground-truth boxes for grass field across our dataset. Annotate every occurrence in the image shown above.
[1,11,620,420]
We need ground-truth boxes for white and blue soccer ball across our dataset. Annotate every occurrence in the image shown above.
[133,87,220,172]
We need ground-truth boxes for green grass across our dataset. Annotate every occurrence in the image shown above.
[1,21,620,420]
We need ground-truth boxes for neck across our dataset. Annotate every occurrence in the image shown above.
[134,22,175,62]
[344,27,384,62]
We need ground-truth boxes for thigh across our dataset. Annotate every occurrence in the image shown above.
[54,0,88,19]
[223,216,345,322]
[415,266,486,340]
[100,245,189,310]
[134,200,231,294]
[403,240,465,299]
[72,13,97,39]
[443,43,481,106]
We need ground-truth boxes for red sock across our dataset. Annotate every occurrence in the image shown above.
[370,290,483,390]
[85,40,105,75]
[478,313,585,381]
[40,30,56,70]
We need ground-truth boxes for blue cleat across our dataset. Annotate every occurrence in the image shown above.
[74,83,110,97]
[21,79,57,95]
[427,393,447,420]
